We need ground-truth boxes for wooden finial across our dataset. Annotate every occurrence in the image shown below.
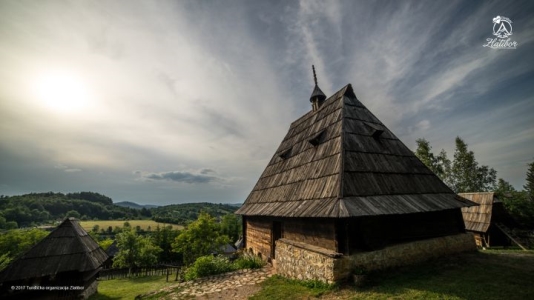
[312,65,318,86]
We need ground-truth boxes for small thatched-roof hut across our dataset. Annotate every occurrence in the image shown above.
[0,218,108,299]
[460,192,513,248]
[236,76,477,283]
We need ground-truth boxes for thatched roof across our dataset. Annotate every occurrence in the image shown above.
[459,192,498,233]
[236,84,475,218]
[0,218,108,282]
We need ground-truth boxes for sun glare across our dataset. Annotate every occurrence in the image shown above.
[32,71,90,113]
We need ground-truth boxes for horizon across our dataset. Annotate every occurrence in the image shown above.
[1,1,533,205]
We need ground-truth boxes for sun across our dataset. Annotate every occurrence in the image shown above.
[32,71,90,113]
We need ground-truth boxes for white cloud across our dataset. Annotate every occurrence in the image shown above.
[0,0,532,202]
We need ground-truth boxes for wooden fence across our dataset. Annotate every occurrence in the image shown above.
[99,265,183,281]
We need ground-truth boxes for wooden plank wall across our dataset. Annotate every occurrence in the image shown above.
[246,217,338,258]
[283,219,337,251]
[246,218,272,259]
[352,209,465,251]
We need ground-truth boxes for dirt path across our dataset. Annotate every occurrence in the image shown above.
[141,265,273,299]
[195,284,262,300]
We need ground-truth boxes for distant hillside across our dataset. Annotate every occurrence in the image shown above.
[114,201,159,210]
[151,202,239,225]
[0,192,150,229]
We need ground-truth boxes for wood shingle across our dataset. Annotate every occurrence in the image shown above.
[236,84,475,218]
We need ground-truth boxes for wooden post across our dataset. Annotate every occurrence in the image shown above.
[495,223,527,250]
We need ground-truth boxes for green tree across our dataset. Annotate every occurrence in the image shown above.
[495,175,534,229]
[0,215,6,229]
[137,236,162,266]
[153,225,181,263]
[524,161,534,201]
[415,138,443,176]
[172,212,230,265]
[220,214,241,243]
[113,226,122,234]
[414,139,453,185]
[437,149,453,187]
[499,191,534,228]
[5,221,18,229]
[495,178,516,196]
[415,137,497,193]
[113,229,161,271]
[98,238,114,251]
[0,229,49,260]
[450,137,496,192]
[65,210,81,219]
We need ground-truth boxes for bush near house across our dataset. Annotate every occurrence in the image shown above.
[183,254,266,281]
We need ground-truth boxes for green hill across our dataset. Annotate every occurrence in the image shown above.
[150,202,239,225]
[0,192,146,228]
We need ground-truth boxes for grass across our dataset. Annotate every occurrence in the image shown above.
[80,220,183,231]
[249,276,335,300]
[90,250,533,300]
[251,249,534,300]
[89,275,178,300]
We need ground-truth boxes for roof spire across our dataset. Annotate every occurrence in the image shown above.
[309,65,326,111]
[313,65,318,86]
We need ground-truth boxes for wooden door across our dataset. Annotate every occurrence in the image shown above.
[271,221,282,259]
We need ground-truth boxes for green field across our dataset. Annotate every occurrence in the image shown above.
[80,220,183,231]
[89,275,177,300]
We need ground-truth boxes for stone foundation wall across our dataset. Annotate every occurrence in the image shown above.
[81,279,98,299]
[336,233,476,278]
[275,238,340,284]
[275,233,476,283]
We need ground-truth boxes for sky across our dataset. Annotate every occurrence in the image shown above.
[1,0,533,205]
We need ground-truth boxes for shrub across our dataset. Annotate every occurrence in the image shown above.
[233,255,265,270]
[184,255,235,280]
[300,279,334,290]
[184,253,266,281]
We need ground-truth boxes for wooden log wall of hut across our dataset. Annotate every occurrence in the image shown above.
[245,218,272,260]
[283,218,337,251]
[351,209,465,251]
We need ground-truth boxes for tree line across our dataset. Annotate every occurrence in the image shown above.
[150,202,239,225]
[109,212,241,271]
[0,192,147,229]
[415,136,534,228]
[0,191,240,230]
[0,211,242,272]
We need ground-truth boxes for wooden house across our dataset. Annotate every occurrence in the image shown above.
[0,218,108,299]
[460,192,513,248]
[236,75,477,282]
[102,240,119,269]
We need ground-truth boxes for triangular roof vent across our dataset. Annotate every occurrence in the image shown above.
[278,148,292,160]
[308,129,326,146]
[364,122,384,139]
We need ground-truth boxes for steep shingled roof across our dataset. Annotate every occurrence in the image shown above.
[236,84,474,218]
[459,192,497,232]
[0,218,108,282]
